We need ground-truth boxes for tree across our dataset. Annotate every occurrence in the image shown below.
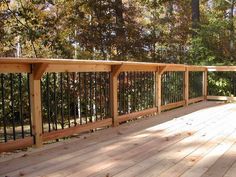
[192,0,200,30]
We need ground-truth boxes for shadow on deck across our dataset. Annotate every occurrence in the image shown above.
[1,101,236,177]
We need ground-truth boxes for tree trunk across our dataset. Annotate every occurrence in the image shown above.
[114,0,126,60]
[192,0,200,30]
[229,0,235,60]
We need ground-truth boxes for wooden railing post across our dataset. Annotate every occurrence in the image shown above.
[184,67,189,106]
[203,68,208,100]
[110,65,122,127]
[30,64,48,148]
[157,66,166,114]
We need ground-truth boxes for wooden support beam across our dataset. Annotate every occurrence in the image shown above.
[184,67,189,106]
[159,66,168,75]
[33,63,48,80]
[203,69,208,100]
[110,65,123,127]
[0,64,31,73]
[112,64,124,77]
[30,73,43,148]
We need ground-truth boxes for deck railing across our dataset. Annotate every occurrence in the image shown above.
[0,58,235,152]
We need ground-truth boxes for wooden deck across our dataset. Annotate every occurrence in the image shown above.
[1,101,236,177]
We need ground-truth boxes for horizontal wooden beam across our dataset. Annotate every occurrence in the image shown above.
[188,66,206,72]
[188,96,204,104]
[120,65,157,72]
[161,100,185,111]
[43,118,112,141]
[0,57,186,68]
[207,96,236,101]
[165,66,186,72]
[207,66,236,72]
[118,107,157,123]
[46,64,111,73]
[0,137,34,153]
[0,64,31,73]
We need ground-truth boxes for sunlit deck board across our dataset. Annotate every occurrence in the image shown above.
[1,101,236,177]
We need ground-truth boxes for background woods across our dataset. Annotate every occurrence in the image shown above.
[0,0,235,65]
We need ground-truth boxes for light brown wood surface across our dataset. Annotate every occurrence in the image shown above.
[1,101,236,177]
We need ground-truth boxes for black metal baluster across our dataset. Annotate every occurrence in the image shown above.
[148,73,151,108]
[162,73,165,105]
[173,72,176,103]
[166,72,169,104]
[126,72,129,113]
[60,73,64,129]
[27,74,32,136]
[40,79,44,133]
[53,73,58,130]
[99,73,102,118]
[46,73,51,132]
[147,72,149,108]
[1,74,7,142]
[130,72,134,112]
[89,73,93,122]
[138,72,141,110]
[19,74,24,138]
[118,73,121,115]
[142,72,145,109]
[67,73,71,128]
[141,72,144,110]
[141,72,144,109]
[84,73,88,124]
[79,73,82,125]
[106,73,110,118]
[145,72,148,108]
[94,73,98,121]
[10,74,16,140]
[122,72,126,114]
[148,72,150,107]
[103,73,107,117]
[233,72,236,96]
[73,73,77,126]
[152,72,155,106]
[134,72,137,111]
[174,72,177,102]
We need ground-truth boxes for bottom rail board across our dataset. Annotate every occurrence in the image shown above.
[207,96,236,101]
[161,100,185,111]
[118,108,157,123]
[189,96,205,104]
[0,137,34,153]
[42,118,113,141]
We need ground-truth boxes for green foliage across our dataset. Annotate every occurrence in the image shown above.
[208,72,235,96]
[0,0,236,64]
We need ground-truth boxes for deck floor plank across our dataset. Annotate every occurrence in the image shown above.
[21,103,229,177]
[0,101,236,177]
